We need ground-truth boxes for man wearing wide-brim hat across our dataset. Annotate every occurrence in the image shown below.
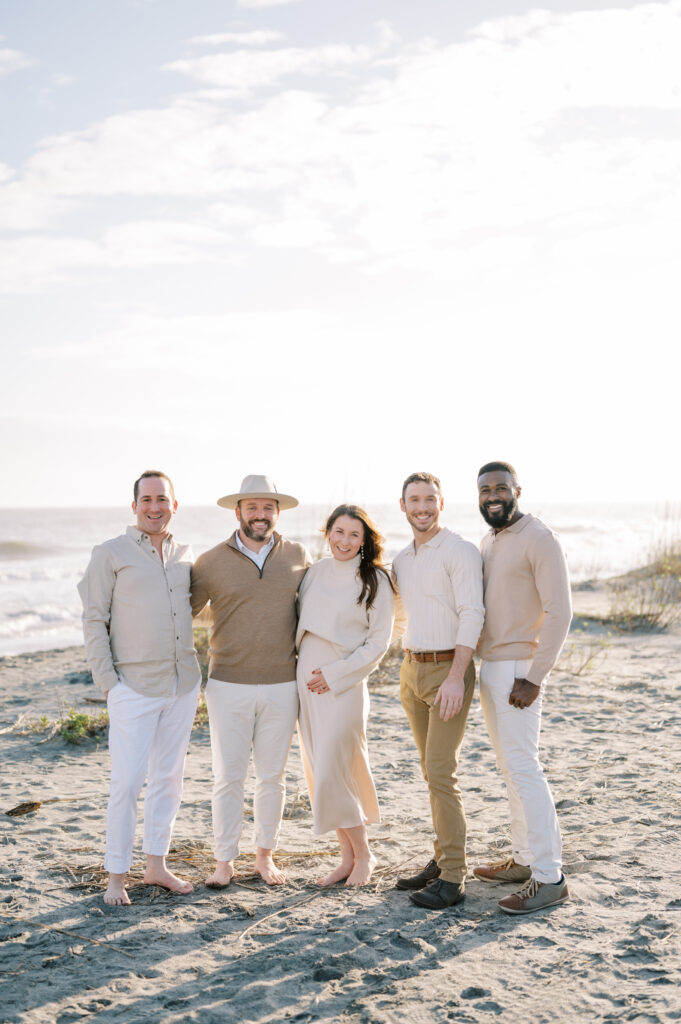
[191,475,312,886]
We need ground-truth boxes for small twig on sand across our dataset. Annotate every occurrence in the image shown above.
[0,713,28,735]
[231,878,261,891]
[235,890,327,945]
[372,855,419,892]
[0,913,134,958]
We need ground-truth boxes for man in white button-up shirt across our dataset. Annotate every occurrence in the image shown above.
[392,472,484,910]
[78,471,201,906]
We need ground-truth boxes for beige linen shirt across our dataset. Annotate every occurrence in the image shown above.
[78,526,201,697]
[392,527,484,651]
[478,513,572,686]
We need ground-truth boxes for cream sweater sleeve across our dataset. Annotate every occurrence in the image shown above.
[322,576,395,696]
[526,531,573,686]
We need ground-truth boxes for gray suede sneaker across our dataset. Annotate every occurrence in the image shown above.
[473,857,532,884]
[498,875,569,915]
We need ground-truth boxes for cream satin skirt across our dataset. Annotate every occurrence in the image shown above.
[297,632,380,835]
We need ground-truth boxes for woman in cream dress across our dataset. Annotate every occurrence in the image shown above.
[296,504,395,886]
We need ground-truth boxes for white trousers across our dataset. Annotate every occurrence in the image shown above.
[104,680,199,874]
[205,678,298,861]
[479,659,562,884]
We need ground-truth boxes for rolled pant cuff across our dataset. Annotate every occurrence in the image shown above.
[214,847,239,862]
[104,857,133,874]
[255,834,280,851]
[533,870,563,885]
[142,844,171,857]
[440,872,466,884]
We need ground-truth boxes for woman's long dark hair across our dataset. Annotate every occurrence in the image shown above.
[324,504,395,610]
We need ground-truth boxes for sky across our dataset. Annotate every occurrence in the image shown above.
[1,0,679,509]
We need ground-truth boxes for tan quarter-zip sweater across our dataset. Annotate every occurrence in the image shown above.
[190,531,312,684]
[477,513,572,686]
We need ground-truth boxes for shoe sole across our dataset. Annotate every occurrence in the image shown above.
[498,893,569,915]
[409,893,465,910]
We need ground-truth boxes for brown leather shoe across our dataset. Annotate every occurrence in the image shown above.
[498,875,569,915]
[395,858,441,890]
[473,857,532,884]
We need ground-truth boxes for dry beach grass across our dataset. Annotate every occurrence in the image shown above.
[1,582,680,1024]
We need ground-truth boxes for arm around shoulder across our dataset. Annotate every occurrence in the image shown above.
[190,553,210,618]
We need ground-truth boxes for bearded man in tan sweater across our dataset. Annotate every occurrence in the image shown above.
[191,475,312,887]
[474,461,572,915]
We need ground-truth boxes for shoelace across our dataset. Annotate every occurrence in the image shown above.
[488,857,517,871]
[515,877,540,899]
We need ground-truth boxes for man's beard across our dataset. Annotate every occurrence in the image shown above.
[480,497,518,528]
[241,518,275,541]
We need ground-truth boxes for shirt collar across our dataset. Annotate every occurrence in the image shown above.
[489,512,533,538]
[235,530,275,557]
[406,525,449,555]
[126,524,173,546]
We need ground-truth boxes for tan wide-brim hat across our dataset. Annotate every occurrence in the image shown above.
[217,474,299,511]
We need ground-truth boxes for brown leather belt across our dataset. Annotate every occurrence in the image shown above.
[404,648,456,664]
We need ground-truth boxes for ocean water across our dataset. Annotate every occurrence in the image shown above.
[0,502,677,657]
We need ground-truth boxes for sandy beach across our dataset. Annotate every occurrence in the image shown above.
[1,583,680,1024]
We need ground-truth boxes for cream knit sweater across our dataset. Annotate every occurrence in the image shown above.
[478,513,572,686]
[296,555,395,695]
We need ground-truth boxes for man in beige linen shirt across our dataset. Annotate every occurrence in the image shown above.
[78,471,201,906]
[392,472,484,910]
[474,460,572,916]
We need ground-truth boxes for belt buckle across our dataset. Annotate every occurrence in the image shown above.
[432,651,438,665]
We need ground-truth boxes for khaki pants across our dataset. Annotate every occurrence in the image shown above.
[400,656,476,883]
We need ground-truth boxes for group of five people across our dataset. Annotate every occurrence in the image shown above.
[78,463,572,916]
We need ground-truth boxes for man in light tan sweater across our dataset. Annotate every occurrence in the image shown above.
[191,475,312,887]
[474,461,572,915]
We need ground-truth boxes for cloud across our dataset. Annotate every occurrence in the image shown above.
[2,3,681,290]
[0,219,231,292]
[188,31,286,46]
[164,42,380,96]
[237,0,302,8]
[0,41,34,76]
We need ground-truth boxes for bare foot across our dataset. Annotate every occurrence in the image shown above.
[104,874,131,906]
[318,860,354,887]
[254,849,287,885]
[143,865,193,894]
[205,860,234,889]
[345,853,377,887]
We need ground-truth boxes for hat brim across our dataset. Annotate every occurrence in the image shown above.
[217,492,299,511]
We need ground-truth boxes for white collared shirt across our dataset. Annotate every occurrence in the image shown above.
[392,526,484,651]
[235,530,275,571]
